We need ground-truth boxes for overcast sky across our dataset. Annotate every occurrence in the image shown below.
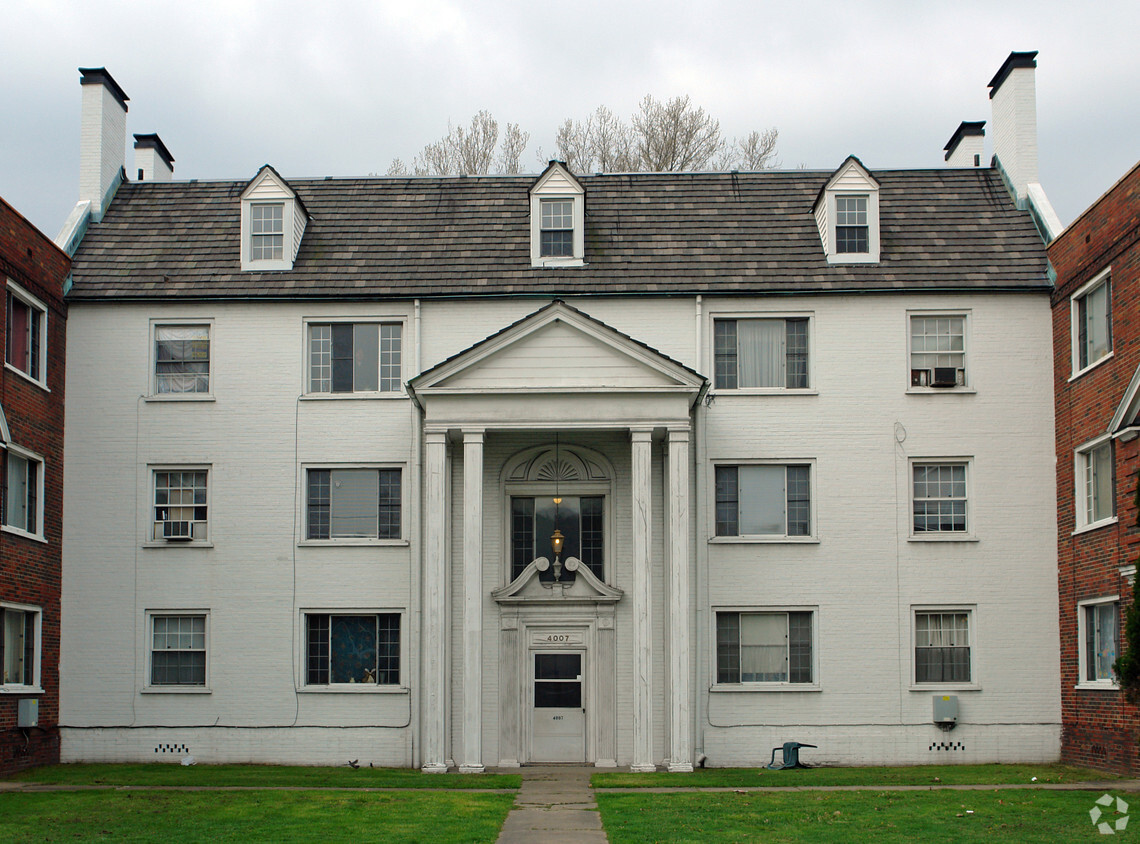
[2,0,1137,238]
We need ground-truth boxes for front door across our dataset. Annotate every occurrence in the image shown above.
[530,651,586,762]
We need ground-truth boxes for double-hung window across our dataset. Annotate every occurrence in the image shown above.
[153,469,208,542]
[510,495,604,580]
[715,464,811,538]
[1079,599,1119,685]
[305,613,400,686]
[716,611,813,684]
[835,195,869,253]
[1076,438,1114,530]
[910,316,966,388]
[150,614,206,687]
[5,282,46,386]
[914,610,971,684]
[0,604,39,689]
[714,318,809,390]
[539,199,574,258]
[308,323,402,394]
[1072,270,1112,374]
[306,468,401,540]
[2,445,42,538]
[912,462,968,535]
[250,203,284,262]
[154,325,210,394]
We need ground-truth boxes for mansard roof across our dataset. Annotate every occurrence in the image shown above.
[68,166,1048,300]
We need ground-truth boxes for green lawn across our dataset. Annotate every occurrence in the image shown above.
[0,789,515,843]
[6,763,520,790]
[593,763,1122,789]
[597,789,1133,843]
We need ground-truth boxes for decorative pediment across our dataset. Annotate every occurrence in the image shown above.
[409,300,706,397]
[504,444,611,484]
[492,557,624,605]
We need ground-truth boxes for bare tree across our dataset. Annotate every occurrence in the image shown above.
[633,95,723,171]
[390,111,529,176]
[496,122,530,175]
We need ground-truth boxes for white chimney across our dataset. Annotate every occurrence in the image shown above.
[988,51,1038,206]
[133,133,174,181]
[943,121,985,168]
[79,67,129,220]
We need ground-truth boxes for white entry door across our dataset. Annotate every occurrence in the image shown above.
[530,651,585,762]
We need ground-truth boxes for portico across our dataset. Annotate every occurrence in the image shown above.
[408,301,706,771]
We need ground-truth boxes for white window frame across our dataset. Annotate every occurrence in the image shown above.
[505,487,611,583]
[144,610,209,693]
[1,441,45,542]
[1077,596,1120,690]
[5,279,49,390]
[1070,267,1113,379]
[529,163,586,268]
[909,458,975,541]
[907,311,973,392]
[709,312,815,394]
[710,606,820,692]
[148,320,214,400]
[147,465,211,546]
[825,191,880,264]
[299,609,405,692]
[710,459,817,543]
[300,463,407,546]
[911,605,978,690]
[301,318,406,398]
[0,601,42,693]
[1074,434,1116,534]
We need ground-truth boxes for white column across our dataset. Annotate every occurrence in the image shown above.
[459,430,485,773]
[667,428,693,772]
[630,429,656,772]
[421,430,449,773]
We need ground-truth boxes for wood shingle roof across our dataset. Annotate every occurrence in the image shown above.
[68,167,1048,300]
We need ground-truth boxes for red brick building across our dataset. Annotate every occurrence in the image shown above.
[1,196,69,773]
[1051,160,1140,774]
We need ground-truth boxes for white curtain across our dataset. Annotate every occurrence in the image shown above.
[330,469,379,537]
[738,465,785,535]
[740,614,786,681]
[738,319,784,388]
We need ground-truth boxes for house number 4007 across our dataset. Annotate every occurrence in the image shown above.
[544,634,572,642]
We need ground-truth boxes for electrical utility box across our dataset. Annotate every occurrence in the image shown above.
[933,695,958,725]
[17,699,39,728]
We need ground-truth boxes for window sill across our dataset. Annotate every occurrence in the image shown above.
[3,362,49,392]
[532,257,586,268]
[710,683,820,693]
[1073,517,1118,536]
[297,539,409,548]
[1,525,47,544]
[1069,351,1114,382]
[145,394,215,403]
[709,536,819,545]
[710,389,818,397]
[906,387,976,396]
[0,686,44,696]
[297,685,409,694]
[299,393,407,402]
[909,683,980,692]
[142,541,214,549]
[1075,681,1119,691]
[908,534,978,543]
[141,686,211,694]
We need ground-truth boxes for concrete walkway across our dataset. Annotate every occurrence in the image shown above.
[495,766,607,844]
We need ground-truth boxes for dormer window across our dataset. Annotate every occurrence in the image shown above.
[835,195,868,253]
[240,165,308,272]
[540,200,574,257]
[815,156,880,264]
[250,203,284,261]
[530,161,585,267]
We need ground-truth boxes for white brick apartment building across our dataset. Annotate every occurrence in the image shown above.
[56,54,1062,771]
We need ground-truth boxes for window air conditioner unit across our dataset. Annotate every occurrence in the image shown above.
[911,369,931,388]
[163,520,194,541]
[931,367,960,388]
